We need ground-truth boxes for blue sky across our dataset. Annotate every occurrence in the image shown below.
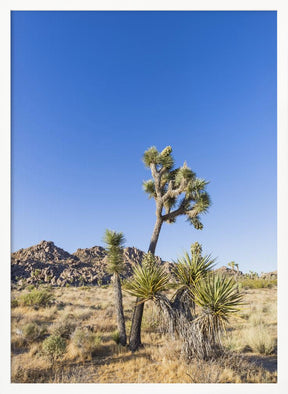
[11,11,277,273]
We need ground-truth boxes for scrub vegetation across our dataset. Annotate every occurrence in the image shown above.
[11,274,277,383]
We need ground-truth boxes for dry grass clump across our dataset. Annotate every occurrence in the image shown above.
[245,325,276,355]
[19,321,48,343]
[50,315,76,338]
[11,284,277,383]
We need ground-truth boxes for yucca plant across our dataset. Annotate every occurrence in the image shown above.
[125,252,175,337]
[171,242,216,319]
[125,252,171,303]
[191,274,244,358]
[103,229,127,346]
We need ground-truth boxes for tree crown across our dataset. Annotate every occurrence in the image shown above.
[103,229,126,275]
[142,146,211,229]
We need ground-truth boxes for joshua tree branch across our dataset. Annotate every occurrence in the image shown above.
[162,179,187,203]
[150,163,162,198]
[162,205,186,222]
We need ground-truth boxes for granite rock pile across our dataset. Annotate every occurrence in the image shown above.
[11,240,170,287]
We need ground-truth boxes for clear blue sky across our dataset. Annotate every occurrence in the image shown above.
[11,11,277,274]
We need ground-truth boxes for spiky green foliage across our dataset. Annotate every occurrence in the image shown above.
[172,243,215,292]
[174,163,195,186]
[143,145,175,170]
[124,252,171,303]
[142,146,211,229]
[142,179,156,199]
[103,229,125,274]
[143,146,160,167]
[42,335,67,364]
[193,274,243,334]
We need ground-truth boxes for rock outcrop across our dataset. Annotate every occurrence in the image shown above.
[260,271,277,280]
[11,240,171,287]
[11,240,276,287]
[214,266,243,277]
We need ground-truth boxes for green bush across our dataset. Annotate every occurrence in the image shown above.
[42,335,67,363]
[21,322,47,342]
[19,289,53,308]
[238,278,277,289]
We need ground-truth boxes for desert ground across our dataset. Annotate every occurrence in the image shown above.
[11,281,277,383]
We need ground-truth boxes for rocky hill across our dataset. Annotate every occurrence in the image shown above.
[11,240,277,287]
[11,240,171,287]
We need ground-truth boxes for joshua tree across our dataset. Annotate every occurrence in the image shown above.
[129,146,211,351]
[103,229,127,346]
[228,261,236,271]
[234,263,239,279]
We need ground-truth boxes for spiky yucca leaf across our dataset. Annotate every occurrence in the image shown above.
[103,229,125,249]
[193,274,243,331]
[192,192,211,214]
[174,164,195,186]
[143,146,159,167]
[192,178,209,191]
[103,230,125,275]
[143,146,174,170]
[186,215,204,229]
[143,179,156,198]
[186,178,209,199]
[124,253,170,303]
[158,153,174,170]
[106,246,125,274]
[164,196,177,212]
[173,250,215,290]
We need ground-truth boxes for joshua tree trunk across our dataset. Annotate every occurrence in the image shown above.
[113,273,127,346]
[129,218,163,352]
[148,217,163,255]
[171,288,194,321]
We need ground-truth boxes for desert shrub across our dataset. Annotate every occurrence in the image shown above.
[111,330,120,344]
[19,289,53,308]
[21,322,48,343]
[42,335,67,363]
[26,285,36,291]
[11,298,19,308]
[51,318,76,339]
[71,327,101,358]
[239,278,277,289]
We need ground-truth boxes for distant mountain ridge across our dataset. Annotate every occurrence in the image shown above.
[11,240,277,287]
[11,240,171,287]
